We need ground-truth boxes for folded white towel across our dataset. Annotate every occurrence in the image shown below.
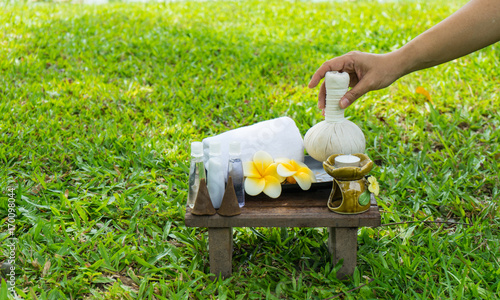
[202,117,304,179]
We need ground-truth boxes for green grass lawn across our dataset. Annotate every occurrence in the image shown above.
[0,0,499,298]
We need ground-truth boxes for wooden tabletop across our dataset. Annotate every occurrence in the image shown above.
[184,185,381,228]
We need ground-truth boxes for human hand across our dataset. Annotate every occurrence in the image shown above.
[308,51,403,110]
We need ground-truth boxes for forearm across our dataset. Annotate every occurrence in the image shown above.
[396,0,500,76]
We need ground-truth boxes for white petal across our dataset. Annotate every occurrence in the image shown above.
[291,159,307,169]
[243,161,260,177]
[294,172,312,190]
[297,166,314,178]
[244,177,265,196]
[274,157,290,164]
[253,151,273,166]
[265,163,285,182]
[277,163,296,177]
[263,176,282,198]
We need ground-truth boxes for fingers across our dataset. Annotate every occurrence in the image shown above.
[308,58,346,88]
[318,81,326,109]
[339,97,350,109]
[309,51,376,110]
[308,66,327,88]
[310,51,396,109]
[339,78,372,109]
[348,72,359,88]
[311,57,349,110]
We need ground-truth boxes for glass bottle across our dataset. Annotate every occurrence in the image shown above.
[207,141,225,209]
[187,141,206,208]
[227,141,245,207]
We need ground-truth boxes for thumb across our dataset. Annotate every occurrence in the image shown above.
[339,80,371,109]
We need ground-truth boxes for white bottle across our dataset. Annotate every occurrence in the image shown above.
[207,141,224,209]
[227,141,245,207]
[187,141,206,208]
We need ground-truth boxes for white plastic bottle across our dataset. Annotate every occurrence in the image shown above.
[227,141,245,207]
[187,141,206,208]
[207,141,225,209]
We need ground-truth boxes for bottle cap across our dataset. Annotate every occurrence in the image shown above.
[209,141,221,156]
[191,141,204,157]
[191,141,203,157]
[229,141,241,156]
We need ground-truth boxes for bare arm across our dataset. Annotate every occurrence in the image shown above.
[309,0,500,109]
[400,0,500,73]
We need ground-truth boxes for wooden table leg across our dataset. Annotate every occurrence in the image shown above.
[209,227,233,279]
[328,227,358,279]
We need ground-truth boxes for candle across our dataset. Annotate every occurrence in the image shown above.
[334,155,360,168]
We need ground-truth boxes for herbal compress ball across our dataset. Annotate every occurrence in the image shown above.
[304,71,365,162]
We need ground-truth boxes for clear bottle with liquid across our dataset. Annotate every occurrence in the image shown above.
[227,141,245,207]
[187,141,206,208]
[207,141,225,209]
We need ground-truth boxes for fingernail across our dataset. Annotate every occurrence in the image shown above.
[339,97,350,109]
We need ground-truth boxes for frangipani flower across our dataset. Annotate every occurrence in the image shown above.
[243,151,285,198]
[275,158,316,191]
[367,176,379,196]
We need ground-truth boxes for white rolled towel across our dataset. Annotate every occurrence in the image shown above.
[202,117,305,179]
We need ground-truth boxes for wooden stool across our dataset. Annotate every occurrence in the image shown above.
[184,186,380,279]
